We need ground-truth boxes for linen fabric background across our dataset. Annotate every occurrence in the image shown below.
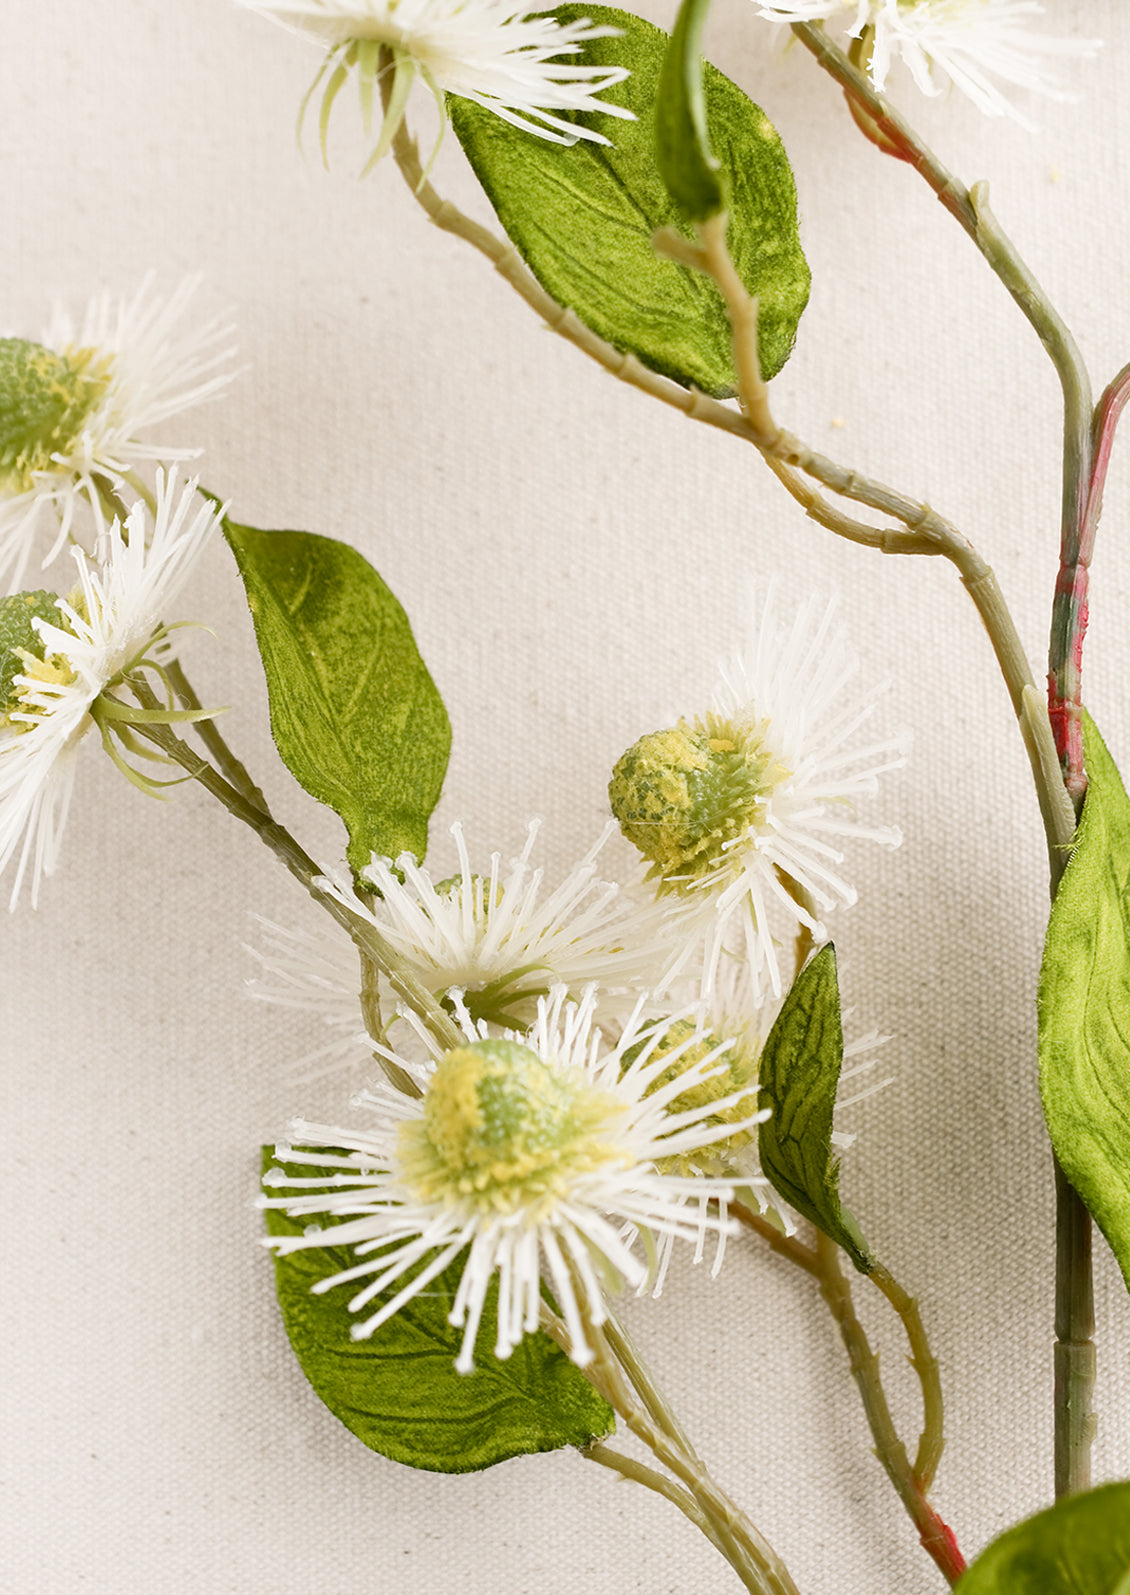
[4,2,1130,1591]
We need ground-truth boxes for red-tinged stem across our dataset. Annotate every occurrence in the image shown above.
[1049,361,1130,798]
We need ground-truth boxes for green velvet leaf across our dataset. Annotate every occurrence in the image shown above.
[758,943,872,1272]
[0,589,60,703]
[262,1150,615,1472]
[1039,713,1130,1293]
[954,1482,1130,1594]
[450,5,809,396]
[656,0,725,222]
[223,518,450,874]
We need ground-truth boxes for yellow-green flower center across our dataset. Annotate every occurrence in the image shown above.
[398,1038,625,1216]
[0,338,112,494]
[0,588,78,730]
[608,715,783,890]
[624,1018,759,1176]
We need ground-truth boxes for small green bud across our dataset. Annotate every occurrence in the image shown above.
[0,338,110,493]
[400,1038,621,1214]
[608,716,780,888]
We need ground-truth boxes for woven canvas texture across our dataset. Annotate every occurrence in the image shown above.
[4,2,1130,1591]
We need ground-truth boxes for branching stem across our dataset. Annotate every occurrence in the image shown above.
[735,1204,958,1576]
[126,677,463,1053]
[541,1299,802,1595]
[814,1237,965,1587]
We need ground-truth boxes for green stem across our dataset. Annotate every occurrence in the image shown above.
[126,681,463,1053]
[601,1308,701,1461]
[542,1303,802,1595]
[814,1237,965,1588]
[1054,1158,1098,1498]
[789,23,1099,1499]
[161,654,270,812]
[868,1264,946,1491]
[584,1442,724,1552]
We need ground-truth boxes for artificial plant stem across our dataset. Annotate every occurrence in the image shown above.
[162,655,270,812]
[1053,1157,1097,1498]
[1051,360,1130,799]
[787,23,1099,782]
[814,1236,966,1588]
[789,21,1096,482]
[126,684,464,1053]
[689,211,1075,868]
[737,1206,955,1568]
[868,1263,946,1492]
[563,1307,803,1595]
[602,1309,701,1460]
[732,1201,820,1277]
[584,1442,725,1552]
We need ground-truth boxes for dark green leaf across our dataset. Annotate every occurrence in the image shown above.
[0,589,60,703]
[450,5,809,396]
[262,1150,615,1471]
[223,518,450,873]
[758,944,871,1272]
[656,0,725,222]
[954,1482,1130,1594]
[1040,714,1130,1293]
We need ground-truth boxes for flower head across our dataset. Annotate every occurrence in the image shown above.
[262,987,766,1369]
[0,471,219,908]
[755,1,1100,124]
[0,278,235,591]
[234,0,633,160]
[609,591,904,1000]
[310,819,675,1033]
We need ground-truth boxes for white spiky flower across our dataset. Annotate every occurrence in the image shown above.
[0,277,234,593]
[755,1,1099,124]
[608,591,905,1001]
[0,470,220,908]
[234,0,634,158]
[304,819,677,1034]
[261,985,767,1370]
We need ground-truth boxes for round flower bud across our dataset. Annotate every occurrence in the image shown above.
[401,1037,620,1214]
[0,339,109,495]
[608,717,779,887]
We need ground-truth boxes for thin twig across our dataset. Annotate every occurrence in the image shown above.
[162,654,270,812]
[584,1442,723,1550]
[125,675,464,1052]
[540,1303,802,1595]
[868,1263,946,1491]
[814,1236,965,1587]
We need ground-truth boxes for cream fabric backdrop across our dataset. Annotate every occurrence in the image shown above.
[4,2,1130,1591]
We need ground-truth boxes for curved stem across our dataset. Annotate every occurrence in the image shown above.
[695,55,1098,1493]
[814,1237,966,1587]
[868,1263,945,1491]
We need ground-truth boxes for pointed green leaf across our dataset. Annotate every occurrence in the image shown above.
[656,0,725,222]
[223,518,450,873]
[954,1482,1130,1594]
[0,589,60,703]
[758,944,871,1272]
[450,5,809,396]
[1040,713,1130,1292]
[262,1151,615,1471]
